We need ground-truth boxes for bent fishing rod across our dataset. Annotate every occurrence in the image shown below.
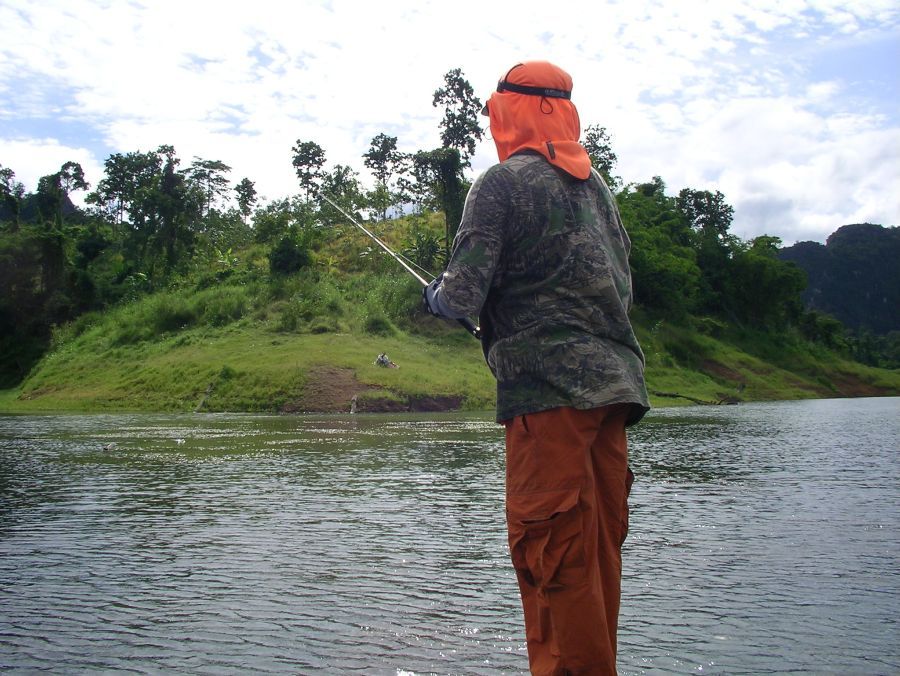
[319,195,481,339]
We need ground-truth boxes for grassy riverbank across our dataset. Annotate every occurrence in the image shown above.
[2,212,897,415]
[1,289,896,415]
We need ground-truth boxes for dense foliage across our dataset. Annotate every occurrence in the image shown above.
[1,68,896,388]
[780,224,899,335]
[778,224,900,368]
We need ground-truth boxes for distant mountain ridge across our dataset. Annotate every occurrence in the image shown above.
[779,223,899,334]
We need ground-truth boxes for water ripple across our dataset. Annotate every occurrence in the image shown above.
[2,400,898,674]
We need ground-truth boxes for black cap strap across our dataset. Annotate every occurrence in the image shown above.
[496,80,571,99]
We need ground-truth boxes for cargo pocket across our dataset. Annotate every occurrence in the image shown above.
[507,487,584,643]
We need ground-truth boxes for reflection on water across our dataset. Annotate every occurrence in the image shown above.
[1,398,898,674]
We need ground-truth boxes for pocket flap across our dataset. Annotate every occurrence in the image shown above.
[508,487,580,530]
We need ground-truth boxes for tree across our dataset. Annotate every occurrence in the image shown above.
[269,230,311,276]
[363,133,406,220]
[58,161,89,195]
[87,150,162,226]
[85,145,200,279]
[28,161,89,225]
[0,164,25,229]
[729,236,806,328]
[432,68,484,166]
[677,188,735,241]
[412,148,467,256]
[582,125,620,189]
[234,178,257,221]
[320,164,366,225]
[617,177,701,317]
[154,150,199,273]
[291,140,326,205]
[253,198,294,244]
[799,309,846,349]
[676,187,739,316]
[0,228,46,384]
[185,158,232,215]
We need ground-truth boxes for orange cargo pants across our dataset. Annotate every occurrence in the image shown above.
[504,404,633,676]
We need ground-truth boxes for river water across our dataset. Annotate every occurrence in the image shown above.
[0,397,897,675]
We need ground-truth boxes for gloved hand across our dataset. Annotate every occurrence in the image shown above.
[422,274,444,317]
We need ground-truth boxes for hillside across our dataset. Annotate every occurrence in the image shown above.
[779,223,900,334]
[2,282,896,415]
[2,151,899,413]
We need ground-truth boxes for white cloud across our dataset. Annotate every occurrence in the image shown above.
[0,138,103,199]
[0,0,898,242]
[805,80,841,101]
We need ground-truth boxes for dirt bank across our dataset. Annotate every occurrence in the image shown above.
[279,366,465,414]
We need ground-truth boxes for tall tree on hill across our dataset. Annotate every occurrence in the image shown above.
[87,150,162,227]
[433,68,483,166]
[26,162,90,301]
[185,158,232,216]
[33,176,68,297]
[86,145,201,280]
[58,161,89,197]
[31,161,89,225]
[582,125,620,190]
[291,140,326,206]
[234,178,257,222]
[363,133,405,220]
[0,164,26,230]
[320,164,366,225]
[154,146,200,274]
[677,187,739,316]
[412,148,466,257]
[677,188,734,241]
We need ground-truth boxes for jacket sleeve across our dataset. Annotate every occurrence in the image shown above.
[432,167,511,319]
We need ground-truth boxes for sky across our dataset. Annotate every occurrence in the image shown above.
[0,0,897,245]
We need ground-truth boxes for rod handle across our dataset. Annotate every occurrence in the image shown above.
[457,317,482,340]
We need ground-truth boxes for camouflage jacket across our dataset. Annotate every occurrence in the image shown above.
[437,152,649,424]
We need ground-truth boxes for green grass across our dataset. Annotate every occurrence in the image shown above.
[637,316,900,406]
[5,303,896,415]
[4,319,495,413]
[2,227,897,415]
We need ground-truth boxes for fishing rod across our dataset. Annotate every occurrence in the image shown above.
[319,195,481,339]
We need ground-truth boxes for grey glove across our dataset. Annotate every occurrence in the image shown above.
[422,274,444,317]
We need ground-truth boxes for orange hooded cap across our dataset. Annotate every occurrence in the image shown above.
[485,61,591,180]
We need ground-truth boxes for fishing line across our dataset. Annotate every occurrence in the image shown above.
[319,195,481,339]
[393,247,437,281]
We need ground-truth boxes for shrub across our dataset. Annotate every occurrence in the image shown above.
[403,224,442,271]
[363,313,395,336]
[278,303,303,332]
[269,235,311,276]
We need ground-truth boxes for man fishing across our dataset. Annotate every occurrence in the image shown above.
[423,61,650,675]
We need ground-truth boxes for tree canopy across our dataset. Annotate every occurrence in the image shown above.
[432,68,484,166]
